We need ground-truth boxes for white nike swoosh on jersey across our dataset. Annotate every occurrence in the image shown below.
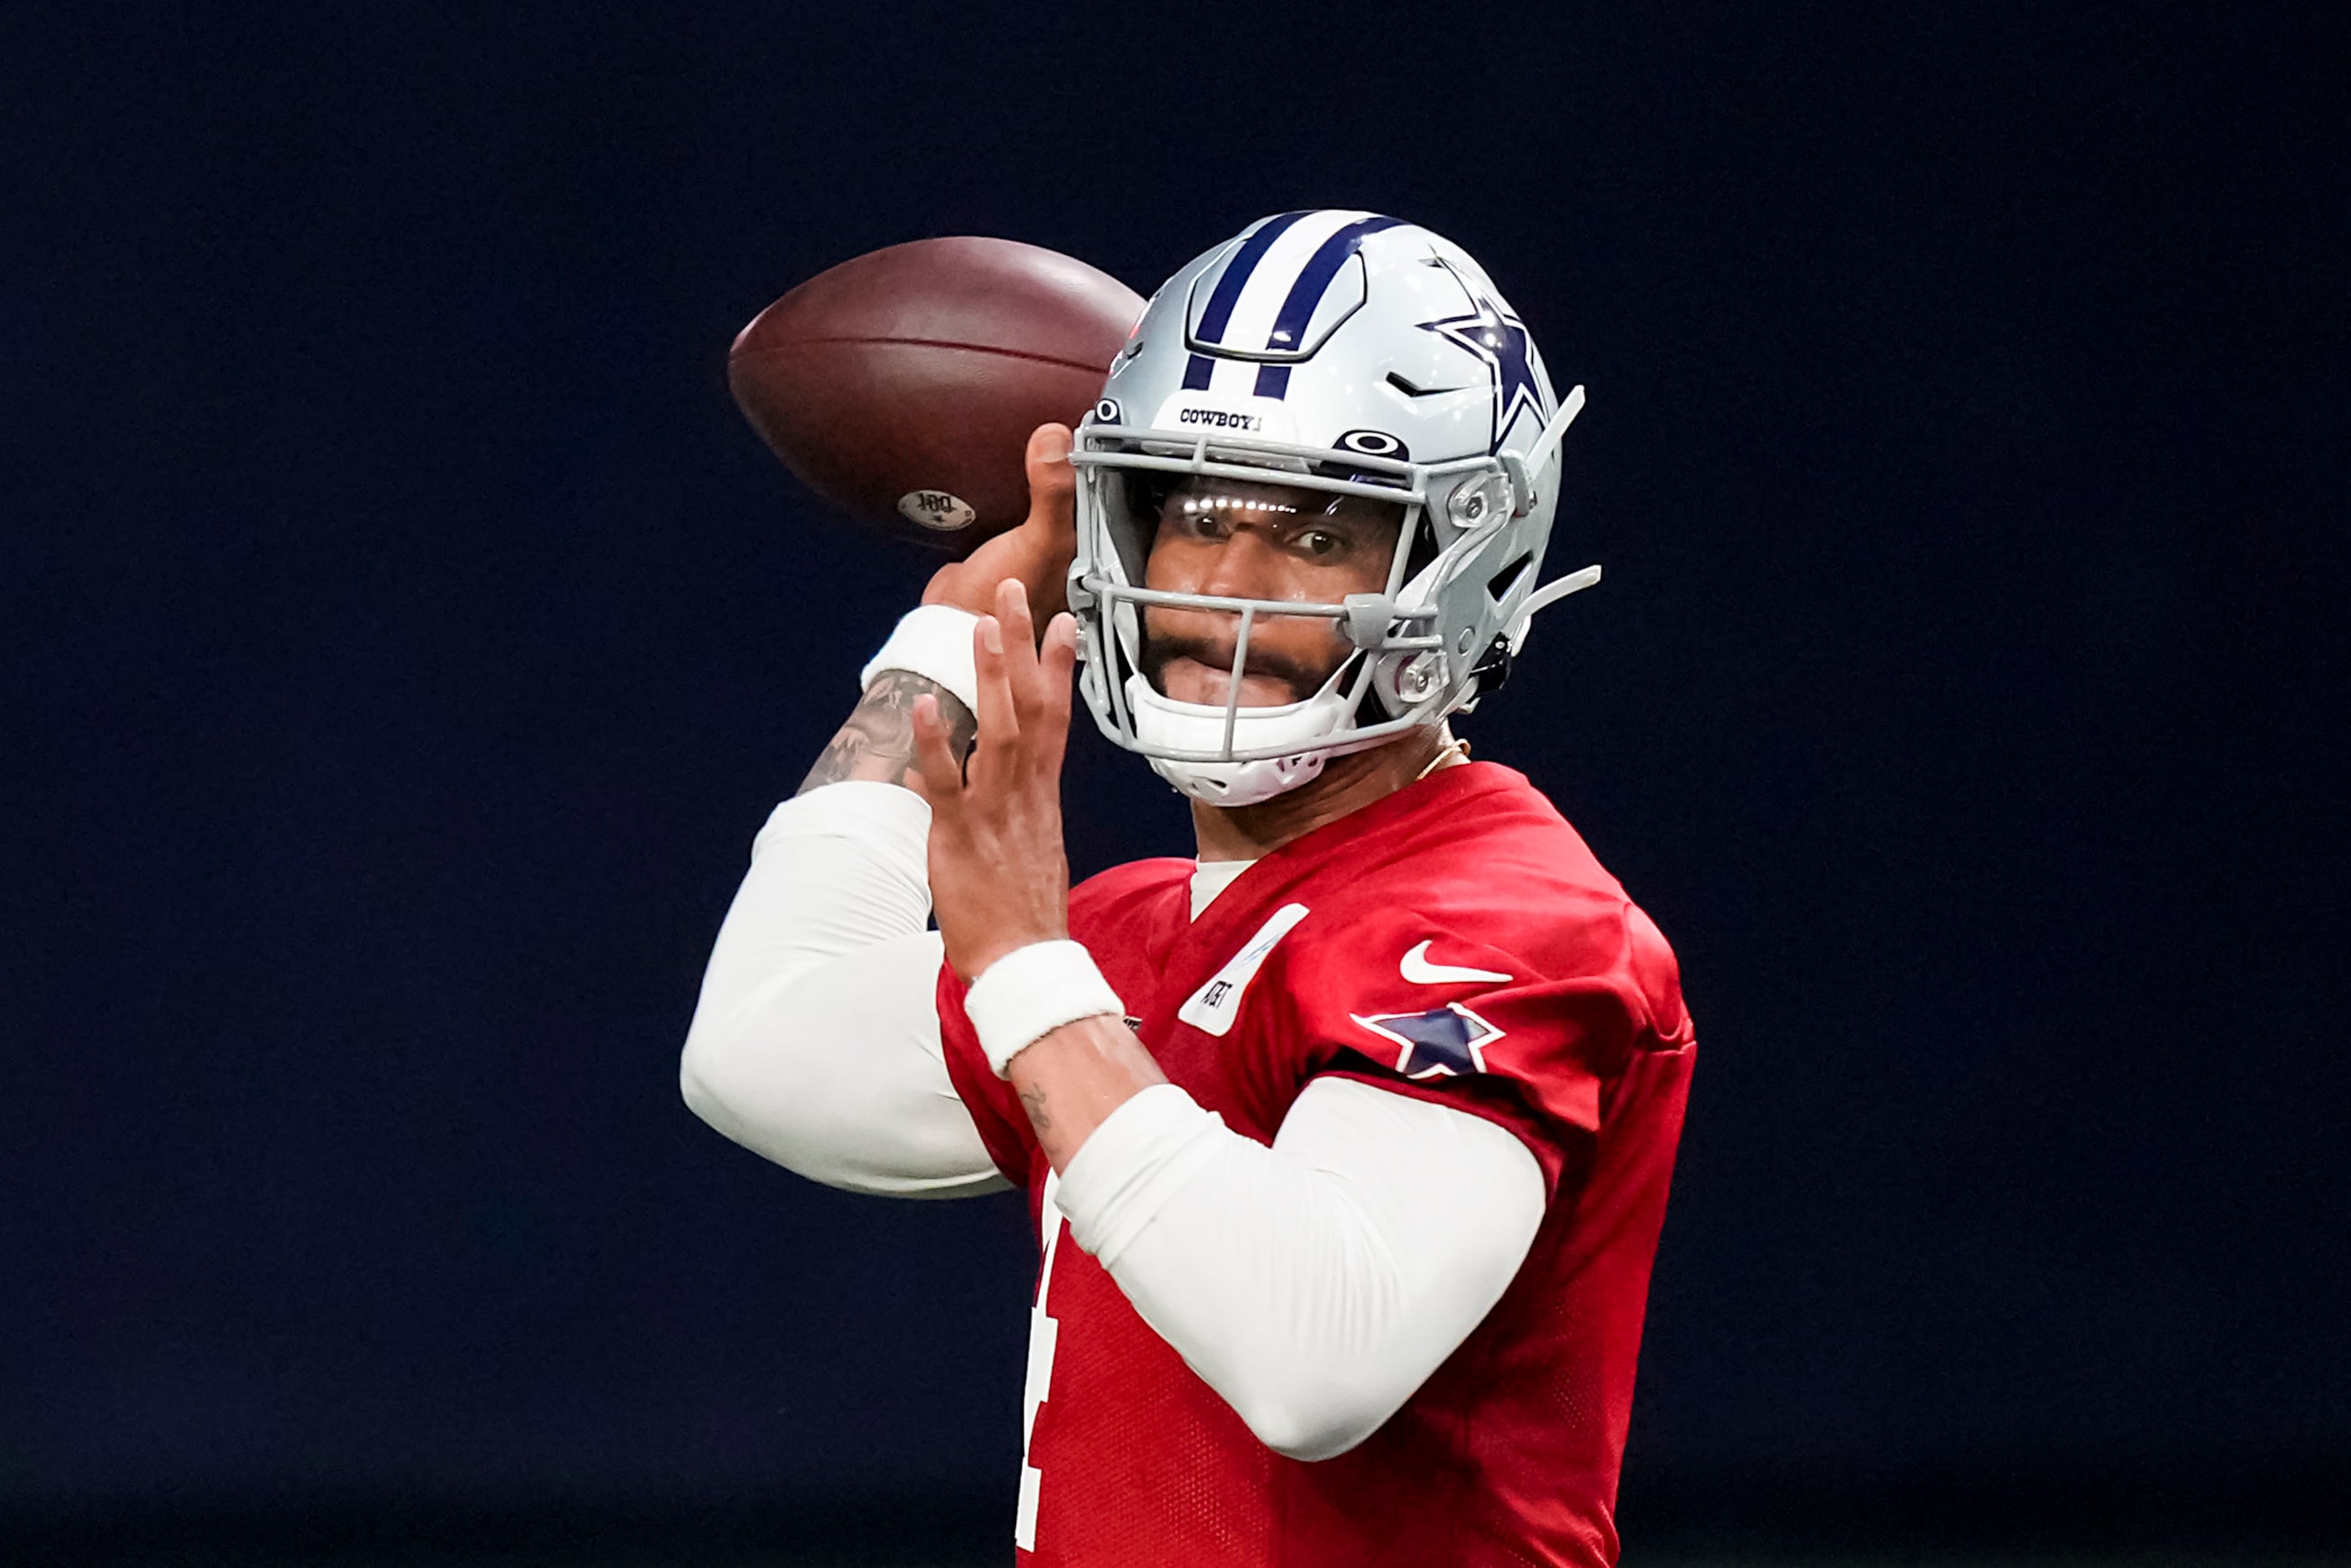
[1399,940,1514,985]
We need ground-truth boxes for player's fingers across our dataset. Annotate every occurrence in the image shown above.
[923,427,1076,620]
[998,576,1038,658]
[1022,424,1076,548]
[1034,612,1079,777]
[997,578,1047,727]
[969,613,1019,766]
[1039,613,1079,710]
[909,695,965,813]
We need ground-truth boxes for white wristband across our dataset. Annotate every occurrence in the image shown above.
[859,604,980,715]
[965,939,1125,1077]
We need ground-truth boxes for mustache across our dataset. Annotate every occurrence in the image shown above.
[1137,627,1338,701]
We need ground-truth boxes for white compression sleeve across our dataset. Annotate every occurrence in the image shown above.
[679,781,1006,1197]
[1054,1075,1546,1461]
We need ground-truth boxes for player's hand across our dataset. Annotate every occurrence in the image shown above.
[909,576,1081,983]
[921,424,1078,625]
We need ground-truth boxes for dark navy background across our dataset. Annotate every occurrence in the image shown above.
[7,2,2344,1555]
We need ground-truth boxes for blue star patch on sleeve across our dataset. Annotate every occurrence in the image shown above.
[1349,1003,1506,1080]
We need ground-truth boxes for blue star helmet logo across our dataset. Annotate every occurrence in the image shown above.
[1417,260,1549,454]
[1350,1003,1506,1080]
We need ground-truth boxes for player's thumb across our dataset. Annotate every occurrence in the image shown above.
[1023,423,1076,544]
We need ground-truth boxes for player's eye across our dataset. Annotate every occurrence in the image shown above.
[1170,498,1231,539]
[1296,528,1345,559]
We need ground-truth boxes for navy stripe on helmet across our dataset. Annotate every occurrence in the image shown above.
[1260,214,1403,357]
[1182,354,1215,390]
[1253,364,1291,398]
[1195,210,1312,346]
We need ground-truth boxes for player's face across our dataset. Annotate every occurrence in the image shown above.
[1138,477,1403,707]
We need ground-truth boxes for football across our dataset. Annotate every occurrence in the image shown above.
[729,237,1145,554]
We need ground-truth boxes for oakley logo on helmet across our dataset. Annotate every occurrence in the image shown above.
[1334,429,1409,460]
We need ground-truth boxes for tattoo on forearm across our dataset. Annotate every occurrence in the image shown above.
[1018,1084,1053,1134]
[797,670,978,795]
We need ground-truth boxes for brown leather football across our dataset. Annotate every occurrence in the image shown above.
[728,237,1145,554]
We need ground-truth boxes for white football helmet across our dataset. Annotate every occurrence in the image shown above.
[1069,210,1600,807]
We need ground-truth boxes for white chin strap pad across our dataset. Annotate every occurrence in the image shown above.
[1147,751,1325,808]
[1125,673,1346,807]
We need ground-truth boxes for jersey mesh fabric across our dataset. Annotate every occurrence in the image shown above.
[938,763,1696,1568]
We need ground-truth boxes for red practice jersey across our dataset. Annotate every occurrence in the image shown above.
[937,762,1695,1568]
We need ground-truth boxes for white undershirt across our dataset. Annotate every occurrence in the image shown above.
[680,781,1546,1460]
[1189,855,1258,918]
